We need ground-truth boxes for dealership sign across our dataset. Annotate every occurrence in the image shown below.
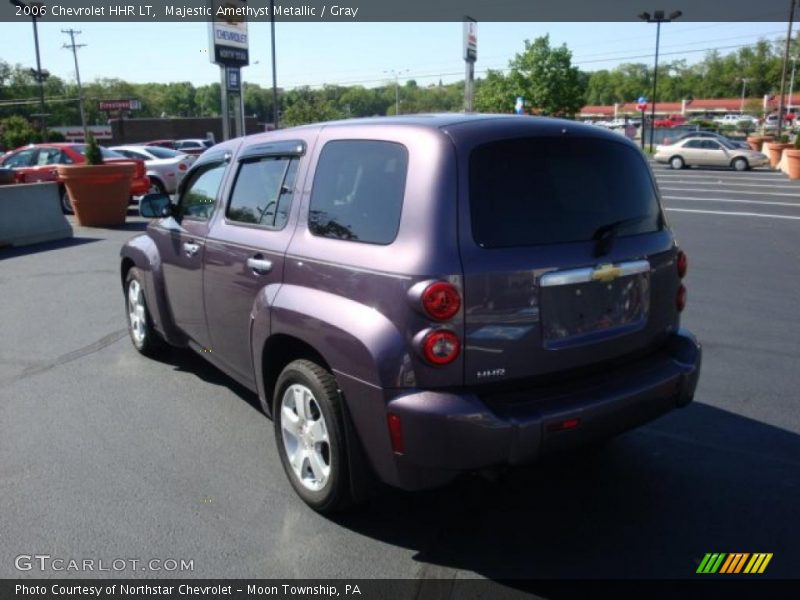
[209,0,249,67]
[463,19,477,62]
[98,100,141,111]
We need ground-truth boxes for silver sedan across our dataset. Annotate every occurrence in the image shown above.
[654,137,769,171]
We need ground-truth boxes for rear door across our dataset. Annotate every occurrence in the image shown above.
[452,127,677,387]
[681,139,704,165]
[203,140,307,384]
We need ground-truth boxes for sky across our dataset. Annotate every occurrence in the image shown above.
[1,21,791,91]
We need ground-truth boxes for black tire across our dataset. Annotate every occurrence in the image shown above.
[669,156,685,170]
[60,187,74,215]
[147,176,166,195]
[273,359,357,513]
[732,157,749,172]
[124,267,165,357]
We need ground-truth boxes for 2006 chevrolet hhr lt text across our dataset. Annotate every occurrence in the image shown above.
[121,114,702,512]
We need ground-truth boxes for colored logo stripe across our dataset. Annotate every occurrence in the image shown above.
[697,553,726,573]
[697,552,773,574]
[744,553,773,574]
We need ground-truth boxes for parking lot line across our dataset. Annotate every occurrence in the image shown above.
[656,180,800,190]
[665,208,800,220]
[659,187,800,198]
[662,195,800,207]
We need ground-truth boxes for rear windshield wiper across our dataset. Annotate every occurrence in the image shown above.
[592,214,658,257]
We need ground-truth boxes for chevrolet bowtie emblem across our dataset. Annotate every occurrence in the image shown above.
[591,264,622,282]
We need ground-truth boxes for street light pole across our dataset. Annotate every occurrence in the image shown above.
[10,0,48,141]
[270,0,279,129]
[776,0,796,139]
[788,57,797,114]
[740,78,751,113]
[639,10,682,153]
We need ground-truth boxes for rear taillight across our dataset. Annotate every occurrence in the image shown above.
[420,281,461,321]
[178,163,188,171]
[676,284,687,312]
[387,414,404,454]
[676,250,688,278]
[421,329,460,365]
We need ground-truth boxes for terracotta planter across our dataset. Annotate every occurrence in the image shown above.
[57,163,135,226]
[746,135,774,152]
[763,142,793,169]
[783,148,800,179]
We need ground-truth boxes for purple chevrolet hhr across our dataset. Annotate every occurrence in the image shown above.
[121,114,701,513]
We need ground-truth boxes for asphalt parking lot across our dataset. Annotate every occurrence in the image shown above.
[1,164,799,587]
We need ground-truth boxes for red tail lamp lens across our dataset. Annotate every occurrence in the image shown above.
[178,163,188,171]
[422,330,461,365]
[676,250,688,278]
[387,414,404,454]
[421,282,461,321]
[547,418,581,433]
[676,284,687,312]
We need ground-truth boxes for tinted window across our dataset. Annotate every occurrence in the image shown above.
[179,162,226,220]
[684,140,704,149]
[701,140,721,150]
[36,148,63,165]
[3,148,36,168]
[469,137,661,248]
[309,141,407,244]
[73,145,124,159]
[227,157,298,230]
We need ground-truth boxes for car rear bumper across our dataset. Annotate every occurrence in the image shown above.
[357,329,701,491]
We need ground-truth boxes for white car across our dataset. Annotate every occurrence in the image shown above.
[653,136,769,171]
[109,145,196,194]
[174,138,215,156]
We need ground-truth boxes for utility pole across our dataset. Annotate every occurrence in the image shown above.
[62,28,88,142]
[739,78,751,113]
[776,0,797,139]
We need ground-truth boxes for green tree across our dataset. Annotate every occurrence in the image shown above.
[507,35,584,116]
[0,115,38,148]
[474,69,513,112]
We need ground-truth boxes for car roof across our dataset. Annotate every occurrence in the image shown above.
[241,113,633,146]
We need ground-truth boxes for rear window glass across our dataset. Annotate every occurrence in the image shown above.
[469,137,662,248]
[145,146,182,159]
[309,141,408,245]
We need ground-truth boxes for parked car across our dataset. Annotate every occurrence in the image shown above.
[713,113,758,127]
[662,130,750,149]
[122,114,701,513]
[654,136,768,170]
[654,114,687,128]
[144,139,177,149]
[762,112,796,130]
[174,138,214,155]
[110,145,195,194]
[0,143,150,213]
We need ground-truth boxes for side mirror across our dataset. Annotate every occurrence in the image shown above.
[139,193,173,218]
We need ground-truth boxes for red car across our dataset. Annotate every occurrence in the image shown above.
[0,143,150,214]
[654,114,687,128]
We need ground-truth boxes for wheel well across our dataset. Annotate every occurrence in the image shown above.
[732,156,749,167]
[669,155,683,164]
[120,258,135,290]
[261,334,333,414]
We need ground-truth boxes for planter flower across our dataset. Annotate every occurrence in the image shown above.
[56,134,134,226]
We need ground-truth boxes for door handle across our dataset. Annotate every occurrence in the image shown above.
[247,257,273,275]
[183,242,200,257]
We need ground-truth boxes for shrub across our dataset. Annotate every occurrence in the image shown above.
[84,132,103,165]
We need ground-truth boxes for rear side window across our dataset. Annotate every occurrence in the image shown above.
[227,156,298,230]
[469,137,661,248]
[309,141,408,244]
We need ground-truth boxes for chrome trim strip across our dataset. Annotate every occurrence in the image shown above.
[540,260,650,287]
